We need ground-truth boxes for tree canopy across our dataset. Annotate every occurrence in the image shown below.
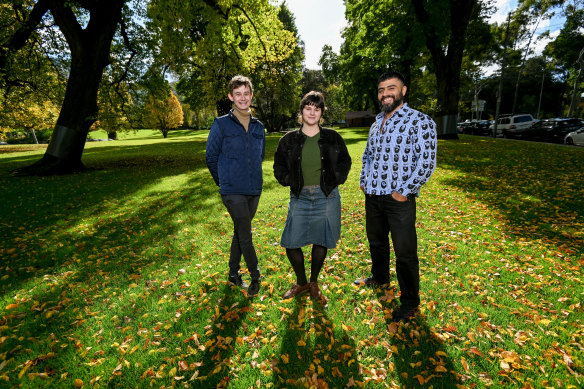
[1,0,301,174]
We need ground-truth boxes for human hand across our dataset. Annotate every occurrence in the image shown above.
[391,192,407,202]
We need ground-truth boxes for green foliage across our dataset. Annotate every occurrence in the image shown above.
[93,79,132,139]
[322,84,347,125]
[251,2,304,132]
[0,131,583,387]
[151,0,298,118]
[300,69,328,97]
[0,1,67,137]
[319,45,341,85]
[338,0,435,111]
[299,70,347,125]
[544,2,584,69]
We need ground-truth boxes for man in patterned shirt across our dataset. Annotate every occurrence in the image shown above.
[354,71,437,323]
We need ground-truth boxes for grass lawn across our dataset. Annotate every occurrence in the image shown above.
[0,129,583,388]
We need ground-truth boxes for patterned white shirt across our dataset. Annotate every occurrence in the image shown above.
[360,103,437,197]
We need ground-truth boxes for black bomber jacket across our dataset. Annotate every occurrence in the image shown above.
[273,127,352,197]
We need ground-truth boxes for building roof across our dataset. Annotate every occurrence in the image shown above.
[345,111,376,120]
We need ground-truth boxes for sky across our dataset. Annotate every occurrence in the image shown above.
[283,0,347,70]
[283,0,565,71]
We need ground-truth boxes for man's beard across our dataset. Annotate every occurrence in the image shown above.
[381,95,403,114]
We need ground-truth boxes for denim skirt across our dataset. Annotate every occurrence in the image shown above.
[281,186,341,249]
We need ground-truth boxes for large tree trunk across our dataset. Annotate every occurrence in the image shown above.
[434,60,464,140]
[12,0,125,176]
[216,96,232,116]
[411,0,477,140]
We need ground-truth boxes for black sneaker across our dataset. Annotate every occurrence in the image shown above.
[247,279,260,297]
[353,276,387,286]
[391,305,419,322]
[228,274,248,289]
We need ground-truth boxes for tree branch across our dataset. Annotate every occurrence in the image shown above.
[202,0,228,18]
[232,5,269,61]
[46,0,84,54]
[1,0,50,50]
[115,18,137,85]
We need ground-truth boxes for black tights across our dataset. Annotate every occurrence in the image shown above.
[286,245,328,285]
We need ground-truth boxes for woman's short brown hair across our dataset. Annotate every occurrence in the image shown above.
[298,91,326,125]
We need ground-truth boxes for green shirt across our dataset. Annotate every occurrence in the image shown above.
[301,132,321,186]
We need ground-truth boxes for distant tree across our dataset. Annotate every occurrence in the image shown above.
[0,92,60,143]
[338,0,492,137]
[338,0,428,112]
[143,91,183,138]
[544,1,584,117]
[410,0,484,138]
[319,45,341,85]
[251,3,303,132]
[0,53,63,143]
[322,84,347,125]
[300,69,328,96]
[93,79,133,140]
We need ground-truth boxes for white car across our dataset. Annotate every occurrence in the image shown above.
[565,127,584,146]
[489,114,535,138]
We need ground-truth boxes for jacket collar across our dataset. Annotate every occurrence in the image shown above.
[294,126,329,138]
[228,108,258,123]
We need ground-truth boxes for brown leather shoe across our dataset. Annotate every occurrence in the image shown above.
[282,283,310,299]
[309,282,327,304]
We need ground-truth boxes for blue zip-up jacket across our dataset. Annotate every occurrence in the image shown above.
[205,109,265,195]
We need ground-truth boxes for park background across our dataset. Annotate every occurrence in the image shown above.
[1,129,583,388]
[1,0,584,388]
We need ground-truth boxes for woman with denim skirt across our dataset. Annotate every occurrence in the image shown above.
[273,91,351,304]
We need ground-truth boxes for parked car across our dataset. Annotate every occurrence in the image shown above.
[489,114,535,137]
[564,127,584,146]
[458,120,492,136]
[457,120,473,134]
[526,118,582,143]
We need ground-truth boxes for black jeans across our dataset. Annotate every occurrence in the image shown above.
[365,194,420,307]
[221,194,261,280]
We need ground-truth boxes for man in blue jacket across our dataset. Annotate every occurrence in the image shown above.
[205,75,265,297]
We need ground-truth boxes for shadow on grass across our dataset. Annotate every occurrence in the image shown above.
[0,132,287,384]
[272,298,363,387]
[375,287,462,388]
[438,137,584,254]
[0,164,233,379]
[184,283,251,387]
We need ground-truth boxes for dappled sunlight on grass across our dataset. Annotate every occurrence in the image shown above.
[0,130,582,387]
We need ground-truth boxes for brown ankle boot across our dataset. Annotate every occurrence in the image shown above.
[283,283,310,299]
[309,282,327,304]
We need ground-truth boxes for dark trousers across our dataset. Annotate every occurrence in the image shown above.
[221,194,261,280]
[365,194,420,307]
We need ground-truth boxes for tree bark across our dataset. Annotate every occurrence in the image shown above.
[12,0,125,176]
